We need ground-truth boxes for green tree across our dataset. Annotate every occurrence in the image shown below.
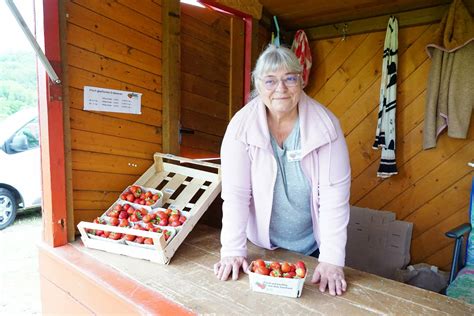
[0,52,37,117]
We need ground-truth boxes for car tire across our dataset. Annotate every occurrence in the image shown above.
[0,188,17,230]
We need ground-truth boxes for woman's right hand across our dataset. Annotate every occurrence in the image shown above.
[214,256,249,281]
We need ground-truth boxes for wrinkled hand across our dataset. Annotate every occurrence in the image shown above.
[214,256,249,281]
[311,262,347,296]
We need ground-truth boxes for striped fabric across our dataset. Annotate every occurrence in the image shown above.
[373,16,398,178]
[291,30,312,88]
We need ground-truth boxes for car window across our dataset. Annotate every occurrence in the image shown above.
[7,118,39,153]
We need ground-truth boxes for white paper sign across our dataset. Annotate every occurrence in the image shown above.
[83,86,142,114]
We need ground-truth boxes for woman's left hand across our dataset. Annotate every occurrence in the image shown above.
[311,262,347,296]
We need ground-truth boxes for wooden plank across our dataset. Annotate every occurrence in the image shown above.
[351,124,473,205]
[181,109,228,137]
[182,91,228,120]
[309,38,338,70]
[229,16,245,118]
[346,58,432,178]
[73,200,116,213]
[384,141,474,219]
[397,24,438,83]
[181,49,229,86]
[73,190,121,211]
[181,33,229,66]
[181,131,222,154]
[71,129,162,159]
[330,24,430,123]
[68,87,162,126]
[71,0,162,40]
[69,108,162,144]
[423,243,455,272]
[162,0,181,155]
[396,58,431,110]
[68,67,162,110]
[305,33,368,96]
[316,31,385,107]
[67,45,162,93]
[182,72,228,105]
[75,224,474,315]
[181,9,230,49]
[305,5,449,40]
[71,150,153,175]
[73,170,139,191]
[66,2,161,54]
[67,23,162,72]
[337,24,431,134]
[181,3,230,32]
[74,208,111,226]
[117,0,162,23]
[411,206,469,263]
[406,174,473,238]
[180,146,220,159]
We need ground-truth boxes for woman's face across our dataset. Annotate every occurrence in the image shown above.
[258,68,302,117]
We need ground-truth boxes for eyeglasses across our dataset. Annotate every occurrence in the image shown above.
[260,74,300,90]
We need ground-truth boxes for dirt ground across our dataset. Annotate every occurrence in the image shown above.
[0,208,42,315]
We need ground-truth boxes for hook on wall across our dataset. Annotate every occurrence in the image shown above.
[341,23,348,41]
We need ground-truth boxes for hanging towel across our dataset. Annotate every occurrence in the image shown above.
[423,0,474,149]
[291,30,312,88]
[373,16,398,178]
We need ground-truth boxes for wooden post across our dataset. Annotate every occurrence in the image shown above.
[229,16,245,119]
[162,0,181,155]
[36,0,68,246]
[58,0,74,242]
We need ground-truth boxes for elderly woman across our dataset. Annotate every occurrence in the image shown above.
[213,45,351,296]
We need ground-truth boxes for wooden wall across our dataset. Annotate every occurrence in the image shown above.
[179,5,270,157]
[306,24,473,270]
[64,0,163,226]
[180,4,232,156]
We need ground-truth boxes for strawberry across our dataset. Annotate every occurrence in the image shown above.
[295,267,306,278]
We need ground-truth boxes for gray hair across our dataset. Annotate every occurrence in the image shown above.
[250,44,303,99]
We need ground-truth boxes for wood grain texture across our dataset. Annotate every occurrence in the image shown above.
[66,1,161,54]
[306,23,474,269]
[73,224,474,314]
[65,0,164,237]
[179,3,237,155]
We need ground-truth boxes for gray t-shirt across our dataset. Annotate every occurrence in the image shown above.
[269,118,318,255]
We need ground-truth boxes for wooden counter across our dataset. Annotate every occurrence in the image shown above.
[39,224,474,315]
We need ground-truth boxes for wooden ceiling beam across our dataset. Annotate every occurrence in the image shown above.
[305,4,451,41]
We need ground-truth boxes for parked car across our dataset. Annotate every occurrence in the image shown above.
[0,107,42,229]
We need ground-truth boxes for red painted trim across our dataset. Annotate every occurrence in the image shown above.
[36,0,68,246]
[198,0,252,104]
[39,242,194,315]
[243,17,252,103]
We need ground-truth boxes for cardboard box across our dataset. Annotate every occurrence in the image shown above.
[346,206,413,280]
[77,153,221,264]
[248,261,307,298]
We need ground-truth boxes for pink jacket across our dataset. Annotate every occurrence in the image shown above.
[220,92,351,267]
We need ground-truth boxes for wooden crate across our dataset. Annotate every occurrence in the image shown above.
[77,153,221,264]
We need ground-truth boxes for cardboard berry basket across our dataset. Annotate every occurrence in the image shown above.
[119,185,164,209]
[78,153,221,264]
[125,226,177,249]
[248,261,307,298]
